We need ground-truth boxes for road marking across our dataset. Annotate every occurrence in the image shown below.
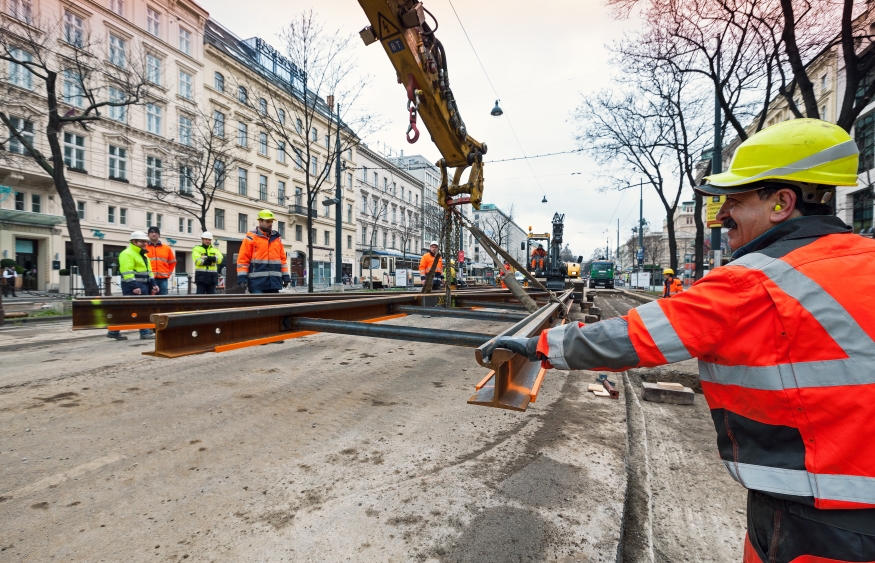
[2,453,125,500]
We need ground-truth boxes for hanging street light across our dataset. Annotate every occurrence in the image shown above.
[490,100,503,117]
[541,195,548,203]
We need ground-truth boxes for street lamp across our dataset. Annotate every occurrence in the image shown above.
[490,100,503,117]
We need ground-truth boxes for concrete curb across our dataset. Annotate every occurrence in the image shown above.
[619,289,659,306]
[1,314,72,327]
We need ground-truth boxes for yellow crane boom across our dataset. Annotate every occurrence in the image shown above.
[357,0,486,209]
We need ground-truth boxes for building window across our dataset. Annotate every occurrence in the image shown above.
[382,231,387,249]
[373,172,378,187]
[310,156,318,176]
[15,191,25,211]
[361,166,368,182]
[259,175,268,201]
[258,132,268,156]
[9,0,32,23]
[120,208,127,225]
[110,0,124,17]
[856,112,875,173]
[187,219,193,234]
[238,86,247,104]
[277,141,286,163]
[258,98,267,115]
[146,212,153,227]
[295,148,303,168]
[178,217,184,233]
[77,201,86,220]
[146,103,162,135]
[63,70,84,107]
[310,228,316,242]
[31,193,41,213]
[237,122,248,147]
[8,48,33,90]
[8,117,33,154]
[214,71,224,92]
[852,188,874,233]
[213,111,225,137]
[179,70,193,99]
[109,35,126,68]
[147,7,160,36]
[146,156,162,187]
[324,202,330,218]
[821,74,828,92]
[179,27,191,55]
[347,173,353,190]
[179,166,193,195]
[361,194,368,214]
[347,204,352,223]
[146,54,161,84]
[347,235,352,249]
[295,225,302,241]
[294,187,302,206]
[311,127,317,142]
[64,10,84,46]
[296,118,302,134]
[391,233,396,249]
[238,168,247,196]
[214,208,225,230]
[214,160,225,189]
[277,221,285,238]
[325,134,330,149]
[277,180,285,206]
[178,115,192,146]
[324,230,330,246]
[157,214,163,229]
[63,133,85,170]
[108,206,116,223]
[391,207,396,223]
[108,145,127,180]
[362,228,367,245]
[278,108,285,125]
[108,88,126,122]
[238,213,248,233]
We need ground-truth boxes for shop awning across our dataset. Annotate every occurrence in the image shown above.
[0,209,66,227]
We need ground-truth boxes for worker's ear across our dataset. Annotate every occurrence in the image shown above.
[770,188,797,222]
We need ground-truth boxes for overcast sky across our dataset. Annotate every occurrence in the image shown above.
[202,0,688,261]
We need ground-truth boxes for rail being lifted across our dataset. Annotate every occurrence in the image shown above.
[72,288,573,411]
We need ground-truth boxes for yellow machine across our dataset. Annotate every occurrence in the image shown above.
[357,0,486,209]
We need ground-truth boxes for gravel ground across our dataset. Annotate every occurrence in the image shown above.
[0,309,627,562]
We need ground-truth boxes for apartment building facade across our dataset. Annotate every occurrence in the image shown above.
[473,203,526,269]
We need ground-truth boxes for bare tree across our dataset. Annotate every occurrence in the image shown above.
[421,202,446,250]
[479,204,517,265]
[241,10,380,292]
[137,108,240,232]
[390,208,421,267]
[359,197,389,288]
[0,12,152,295]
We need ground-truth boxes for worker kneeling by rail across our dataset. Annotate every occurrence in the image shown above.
[484,120,875,562]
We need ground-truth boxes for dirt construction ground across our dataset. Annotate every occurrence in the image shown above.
[0,293,746,562]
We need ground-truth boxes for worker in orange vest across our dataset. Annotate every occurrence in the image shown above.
[146,226,176,295]
[418,240,443,290]
[662,268,683,298]
[531,244,547,271]
[500,261,512,289]
[484,119,875,561]
[236,210,290,294]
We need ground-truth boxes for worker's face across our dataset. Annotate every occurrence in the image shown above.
[132,239,148,249]
[715,188,800,250]
[148,231,160,243]
[201,238,212,246]
[258,219,274,232]
[429,244,438,254]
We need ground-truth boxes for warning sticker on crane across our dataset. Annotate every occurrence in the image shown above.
[377,13,401,40]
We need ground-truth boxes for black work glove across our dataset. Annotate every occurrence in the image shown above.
[207,256,217,265]
[483,335,541,363]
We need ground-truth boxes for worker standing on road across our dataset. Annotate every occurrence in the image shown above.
[236,210,290,294]
[500,261,512,289]
[192,232,223,294]
[662,268,683,298]
[145,227,176,296]
[531,244,547,271]
[107,231,158,341]
[486,120,875,562]
[418,240,443,290]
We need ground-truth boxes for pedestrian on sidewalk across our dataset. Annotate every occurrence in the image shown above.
[2,266,16,298]
[107,231,158,341]
[146,227,176,295]
[484,119,875,561]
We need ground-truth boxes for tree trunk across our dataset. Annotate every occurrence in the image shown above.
[665,210,678,272]
[307,209,314,293]
[694,194,704,280]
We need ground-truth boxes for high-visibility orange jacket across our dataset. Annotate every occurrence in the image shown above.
[536,217,875,510]
[418,252,442,277]
[236,229,289,291]
[531,247,547,258]
[146,241,176,279]
[663,276,683,297]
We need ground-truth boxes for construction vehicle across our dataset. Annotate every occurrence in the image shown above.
[356,0,486,210]
[525,214,583,291]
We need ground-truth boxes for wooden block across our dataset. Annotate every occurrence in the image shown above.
[584,315,599,324]
[587,383,603,392]
[592,390,610,397]
[657,381,684,391]
[642,382,694,405]
[588,307,601,316]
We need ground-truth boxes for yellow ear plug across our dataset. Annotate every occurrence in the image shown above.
[774,204,783,211]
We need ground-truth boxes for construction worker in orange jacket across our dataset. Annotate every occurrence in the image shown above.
[146,226,176,295]
[484,120,875,562]
[236,210,290,294]
[531,244,547,271]
[662,268,683,298]
[418,240,443,290]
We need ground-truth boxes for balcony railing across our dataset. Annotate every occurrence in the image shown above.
[289,204,317,218]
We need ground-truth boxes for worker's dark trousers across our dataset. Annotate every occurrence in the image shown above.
[196,283,216,294]
[744,491,875,562]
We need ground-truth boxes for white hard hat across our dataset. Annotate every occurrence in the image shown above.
[429,240,439,247]
[201,231,213,239]
[129,231,148,241]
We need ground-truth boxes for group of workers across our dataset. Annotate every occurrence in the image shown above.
[106,209,290,341]
[487,119,875,561]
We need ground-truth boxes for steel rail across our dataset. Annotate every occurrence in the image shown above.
[287,317,489,347]
[468,289,574,412]
[392,305,528,322]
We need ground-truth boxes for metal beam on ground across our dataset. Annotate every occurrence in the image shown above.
[392,306,528,322]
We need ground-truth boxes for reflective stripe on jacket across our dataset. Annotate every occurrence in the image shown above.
[146,242,176,279]
[119,243,153,285]
[193,244,223,285]
[236,229,288,291]
[536,216,875,510]
[418,252,442,276]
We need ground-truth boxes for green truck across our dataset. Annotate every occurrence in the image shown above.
[589,261,615,289]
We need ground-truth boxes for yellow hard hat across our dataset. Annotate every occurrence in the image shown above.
[697,119,859,196]
[258,209,275,220]
[663,268,674,275]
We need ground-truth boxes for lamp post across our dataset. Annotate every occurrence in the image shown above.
[327,95,343,288]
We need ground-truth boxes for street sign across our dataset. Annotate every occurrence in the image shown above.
[636,249,644,262]
[458,250,465,263]
[706,195,725,228]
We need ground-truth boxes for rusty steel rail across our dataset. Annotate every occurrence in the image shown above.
[287,317,489,347]
[73,289,540,330]
[468,288,574,412]
[392,305,528,323]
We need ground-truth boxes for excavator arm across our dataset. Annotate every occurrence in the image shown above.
[357,0,486,209]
